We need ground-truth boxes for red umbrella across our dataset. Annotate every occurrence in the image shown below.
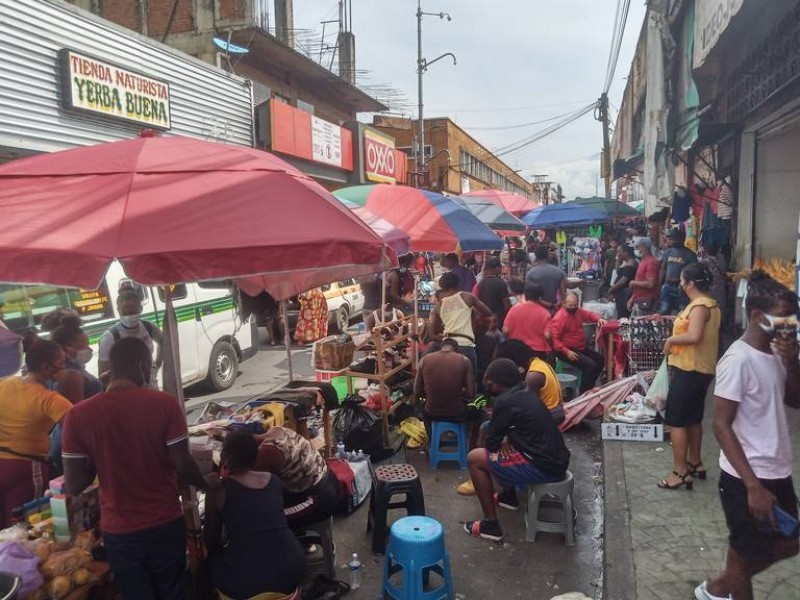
[461,189,540,217]
[0,134,393,299]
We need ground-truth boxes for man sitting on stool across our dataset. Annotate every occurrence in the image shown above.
[550,293,606,394]
[415,338,481,445]
[463,359,570,541]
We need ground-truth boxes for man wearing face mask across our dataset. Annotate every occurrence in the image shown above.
[628,238,661,316]
[63,337,207,600]
[697,270,800,600]
[98,287,163,389]
[550,293,606,393]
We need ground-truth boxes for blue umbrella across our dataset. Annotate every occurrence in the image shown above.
[521,203,608,228]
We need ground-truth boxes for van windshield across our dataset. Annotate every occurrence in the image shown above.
[0,282,114,333]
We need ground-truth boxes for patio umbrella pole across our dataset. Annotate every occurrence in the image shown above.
[282,300,293,381]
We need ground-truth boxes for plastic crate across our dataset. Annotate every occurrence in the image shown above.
[315,368,347,383]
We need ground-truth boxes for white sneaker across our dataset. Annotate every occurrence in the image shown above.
[694,581,732,600]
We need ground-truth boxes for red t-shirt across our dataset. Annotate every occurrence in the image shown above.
[631,255,661,302]
[550,308,601,354]
[62,388,188,535]
[503,301,552,352]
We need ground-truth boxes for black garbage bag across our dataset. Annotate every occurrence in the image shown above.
[333,398,383,455]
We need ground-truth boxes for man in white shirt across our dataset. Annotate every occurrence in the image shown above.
[696,272,800,600]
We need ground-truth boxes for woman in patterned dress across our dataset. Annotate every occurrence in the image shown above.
[294,288,328,345]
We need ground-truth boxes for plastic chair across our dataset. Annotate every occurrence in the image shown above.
[524,470,576,545]
[383,516,454,600]
[428,421,468,470]
[367,464,426,554]
[556,373,580,401]
[556,359,583,391]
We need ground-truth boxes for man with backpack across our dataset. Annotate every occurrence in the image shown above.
[98,287,162,390]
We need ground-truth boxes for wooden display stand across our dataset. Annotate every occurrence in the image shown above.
[344,314,418,443]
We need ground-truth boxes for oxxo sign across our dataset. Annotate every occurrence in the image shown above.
[364,129,397,184]
[59,49,172,130]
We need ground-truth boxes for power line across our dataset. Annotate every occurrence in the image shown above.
[428,99,594,114]
[460,109,581,131]
[603,0,632,93]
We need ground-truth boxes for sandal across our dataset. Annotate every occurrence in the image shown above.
[657,471,693,491]
[688,462,707,480]
[464,519,503,541]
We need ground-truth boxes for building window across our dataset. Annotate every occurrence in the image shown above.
[459,148,530,198]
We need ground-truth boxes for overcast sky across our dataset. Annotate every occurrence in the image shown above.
[291,1,647,199]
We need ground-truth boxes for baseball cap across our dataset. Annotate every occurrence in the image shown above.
[665,228,685,240]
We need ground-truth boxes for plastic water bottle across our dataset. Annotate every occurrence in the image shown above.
[336,441,346,459]
[348,553,362,589]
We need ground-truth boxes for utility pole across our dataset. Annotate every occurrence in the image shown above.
[416,0,424,186]
[598,93,612,199]
[415,2,454,188]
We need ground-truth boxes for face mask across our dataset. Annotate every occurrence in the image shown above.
[634,250,642,259]
[74,347,93,366]
[566,307,578,315]
[760,314,798,338]
[120,315,141,328]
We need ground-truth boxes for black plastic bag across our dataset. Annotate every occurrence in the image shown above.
[333,399,382,455]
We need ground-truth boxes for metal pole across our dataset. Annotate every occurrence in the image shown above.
[600,93,612,200]
[282,300,293,381]
[417,0,424,187]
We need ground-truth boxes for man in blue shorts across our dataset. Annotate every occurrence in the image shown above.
[464,358,570,541]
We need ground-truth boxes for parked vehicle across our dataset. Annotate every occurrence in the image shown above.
[0,261,256,391]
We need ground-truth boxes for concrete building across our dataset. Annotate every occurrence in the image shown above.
[372,116,533,197]
[68,0,390,186]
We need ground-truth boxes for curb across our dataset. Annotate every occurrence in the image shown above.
[602,440,636,600]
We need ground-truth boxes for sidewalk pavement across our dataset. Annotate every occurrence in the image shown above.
[604,398,800,599]
[332,424,605,600]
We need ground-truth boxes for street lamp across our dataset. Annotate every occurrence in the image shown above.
[416,1,456,186]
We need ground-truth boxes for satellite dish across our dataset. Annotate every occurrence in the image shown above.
[213,37,249,54]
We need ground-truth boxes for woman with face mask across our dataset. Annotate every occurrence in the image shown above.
[658,262,720,491]
[0,340,72,528]
[49,316,103,475]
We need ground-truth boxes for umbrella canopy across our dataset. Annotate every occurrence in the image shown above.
[452,195,526,232]
[522,203,608,228]
[0,135,394,299]
[571,196,640,218]
[461,189,540,217]
[334,184,503,252]
[338,198,411,257]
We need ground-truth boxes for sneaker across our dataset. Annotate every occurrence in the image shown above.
[464,519,503,541]
[694,581,732,600]
[457,479,475,495]
[495,488,520,511]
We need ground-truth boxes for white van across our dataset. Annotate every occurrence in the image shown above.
[0,261,256,391]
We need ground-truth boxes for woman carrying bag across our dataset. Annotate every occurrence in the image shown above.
[657,263,720,490]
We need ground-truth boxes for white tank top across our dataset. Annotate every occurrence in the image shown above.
[439,293,475,347]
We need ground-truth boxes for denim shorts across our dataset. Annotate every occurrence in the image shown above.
[486,449,563,489]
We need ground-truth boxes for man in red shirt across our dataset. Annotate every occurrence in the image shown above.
[629,238,661,316]
[550,293,606,393]
[63,338,207,600]
[502,284,552,354]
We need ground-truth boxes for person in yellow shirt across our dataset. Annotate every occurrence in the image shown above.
[526,357,564,425]
[0,340,72,528]
[658,263,720,491]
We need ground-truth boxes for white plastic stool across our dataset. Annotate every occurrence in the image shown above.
[524,470,575,545]
[556,373,579,400]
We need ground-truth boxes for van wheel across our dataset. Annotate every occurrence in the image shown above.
[206,341,238,391]
[332,305,350,333]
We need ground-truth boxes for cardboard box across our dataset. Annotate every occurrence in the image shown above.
[602,421,664,442]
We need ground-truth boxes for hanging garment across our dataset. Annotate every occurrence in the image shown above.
[588,225,603,239]
[717,182,734,220]
[671,188,692,222]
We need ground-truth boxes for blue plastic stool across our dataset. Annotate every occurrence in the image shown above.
[428,421,468,470]
[383,516,454,600]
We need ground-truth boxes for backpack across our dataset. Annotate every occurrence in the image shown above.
[110,320,156,343]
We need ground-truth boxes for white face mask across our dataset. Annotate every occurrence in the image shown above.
[74,347,94,366]
[634,250,642,259]
[120,314,141,328]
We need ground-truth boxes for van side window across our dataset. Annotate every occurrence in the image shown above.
[0,282,115,333]
[197,280,232,289]
[157,285,188,302]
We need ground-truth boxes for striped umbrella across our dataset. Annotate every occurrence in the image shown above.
[338,198,411,257]
[334,184,503,252]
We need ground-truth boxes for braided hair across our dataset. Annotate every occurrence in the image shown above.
[745,269,798,316]
[681,262,714,293]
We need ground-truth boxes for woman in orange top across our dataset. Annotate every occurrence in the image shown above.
[658,263,720,490]
[0,340,72,527]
